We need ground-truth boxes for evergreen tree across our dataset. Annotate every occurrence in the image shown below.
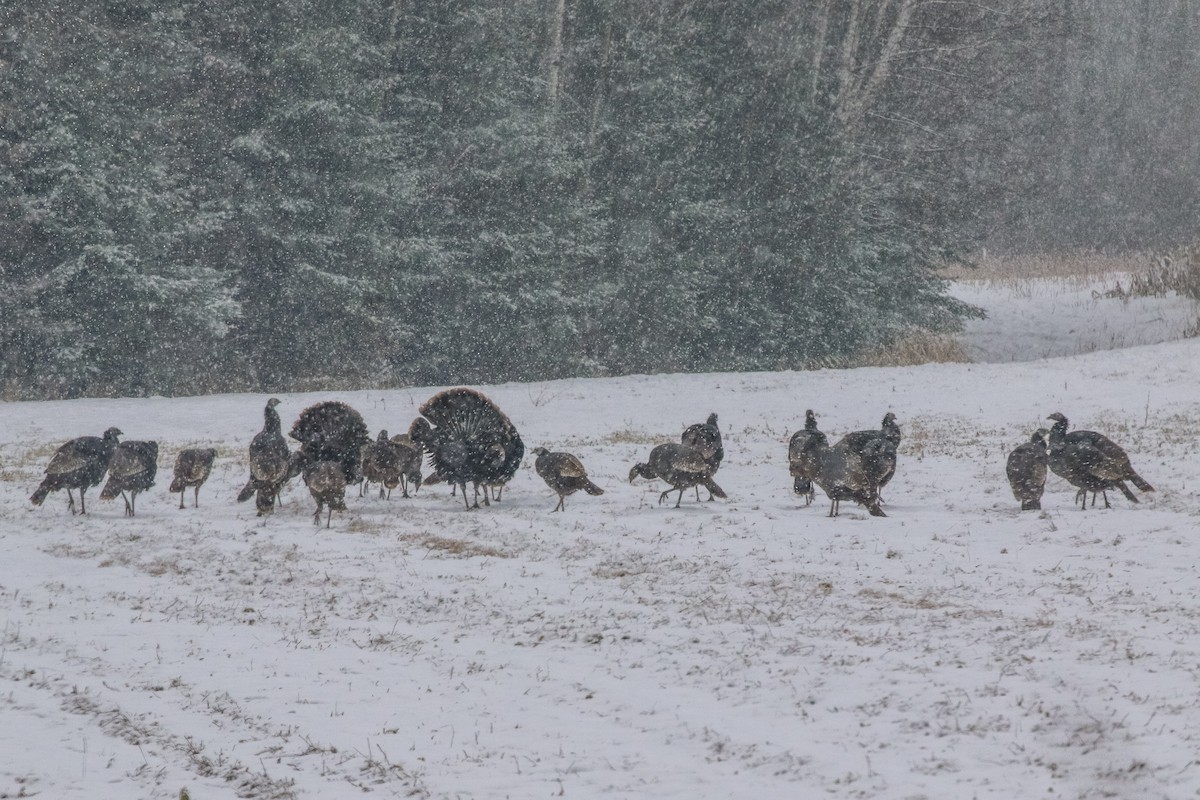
[0,5,235,398]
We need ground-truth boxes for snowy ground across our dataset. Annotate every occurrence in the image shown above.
[950,273,1198,362]
[2,280,1200,800]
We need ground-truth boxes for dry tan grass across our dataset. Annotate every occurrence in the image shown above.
[599,428,658,445]
[398,532,509,559]
[849,333,970,368]
[944,247,1200,301]
[942,251,1156,283]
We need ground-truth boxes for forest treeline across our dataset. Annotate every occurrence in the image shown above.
[2,1,1198,399]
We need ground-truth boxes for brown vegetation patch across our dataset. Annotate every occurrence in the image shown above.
[942,251,1154,283]
[399,533,508,559]
[850,333,970,368]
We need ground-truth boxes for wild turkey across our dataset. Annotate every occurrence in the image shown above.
[1046,412,1154,510]
[304,460,348,528]
[237,398,291,515]
[628,443,726,508]
[488,476,514,502]
[681,412,723,501]
[100,440,159,516]
[860,437,898,501]
[169,448,216,509]
[289,401,371,487]
[532,447,604,511]
[286,450,307,481]
[390,433,424,497]
[836,412,901,501]
[1006,429,1049,511]
[795,431,886,518]
[360,430,403,499]
[408,388,524,510]
[787,410,821,505]
[30,427,123,515]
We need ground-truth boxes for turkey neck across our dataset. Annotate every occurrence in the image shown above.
[1047,418,1068,449]
[264,404,282,435]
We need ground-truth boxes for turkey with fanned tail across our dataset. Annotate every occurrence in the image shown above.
[408,388,524,510]
[289,401,371,488]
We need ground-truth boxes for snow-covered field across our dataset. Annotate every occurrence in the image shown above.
[951,273,1198,362]
[2,278,1199,800]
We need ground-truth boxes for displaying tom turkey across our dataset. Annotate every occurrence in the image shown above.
[532,447,604,511]
[408,388,524,510]
[304,460,348,528]
[787,410,821,505]
[30,427,123,515]
[629,442,726,508]
[289,401,371,487]
[169,447,216,509]
[795,430,886,518]
[237,398,291,515]
[1046,412,1154,510]
[681,412,723,501]
[1006,429,1049,511]
[100,440,159,516]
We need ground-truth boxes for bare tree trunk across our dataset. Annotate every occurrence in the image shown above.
[833,0,916,137]
[834,0,864,117]
[587,19,612,149]
[809,0,833,102]
[544,0,567,111]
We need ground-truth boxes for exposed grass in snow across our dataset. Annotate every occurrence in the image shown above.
[945,254,1200,363]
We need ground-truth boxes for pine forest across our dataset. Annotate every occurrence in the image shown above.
[2,1,1198,399]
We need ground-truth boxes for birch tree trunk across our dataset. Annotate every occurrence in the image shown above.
[832,0,916,138]
[543,0,567,111]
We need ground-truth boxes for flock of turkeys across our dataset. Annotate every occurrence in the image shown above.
[28,388,1155,525]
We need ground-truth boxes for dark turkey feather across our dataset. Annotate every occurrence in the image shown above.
[409,388,523,509]
[100,440,158,517]
[30,427,123,515]
[1046,412,1153,510]
[289,401,370,486]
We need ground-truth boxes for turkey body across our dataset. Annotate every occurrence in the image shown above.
[409,388,523,510]
[787,410,821,504]
[361,430,403,499]
[304,460,348,528]
[835,412,900,501]
[797,432,886,518]
[30,427,123,515]
[390,433,424,497]
[1006,430,1048,511]
[1046,412,1153,509]
[681,413,723,501]
[170,448,216,509]
[629,442,726,508]
[100,440,159,516]
[533,447,604,511]
[237,398,291,515]
[289,401,371,487]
